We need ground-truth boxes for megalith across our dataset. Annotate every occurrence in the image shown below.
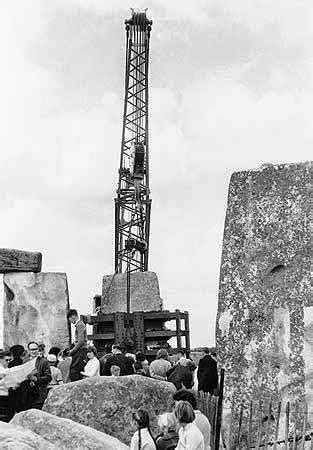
[3,272,70,350]
[216,162,312,442]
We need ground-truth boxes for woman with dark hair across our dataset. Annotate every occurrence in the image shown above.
[130,409,156,449]
[80,346,100,378]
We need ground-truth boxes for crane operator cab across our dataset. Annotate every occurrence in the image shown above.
[130,142,145,180]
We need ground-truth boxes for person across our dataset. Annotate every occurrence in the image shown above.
[8,345,25,368]
[135,352,150,377]
[149,349,172,381]
[130,409,156,450]
[27,341,52,409]
[167,359,195,390]
[99,343,113,376]
[102,344,134,376]
[48,347,61,357]
[0,350,10,422]
[38,343,46,358]
[173,389,211,449]
[174,401,204,450]
[155,412,178,449]
[57,349,72,383]
[110,365,121,377]
[80,346,100,378]
[67,309,88,382]
[197,349,218,395]
[47,354,63,389]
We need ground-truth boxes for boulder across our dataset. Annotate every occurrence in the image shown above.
[216,162,312,444]
[43,375,175,444]
[101,271,163,313]
[3,272,70,350]
[0,421,56,449]
[11,409,128,450]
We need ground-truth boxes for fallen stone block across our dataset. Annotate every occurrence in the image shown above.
[43,374,175,445]
[3,272,70,351]
[0,248,42,273]
[101,271,163,313]
[0,421,56,449]
[11,409,128,450]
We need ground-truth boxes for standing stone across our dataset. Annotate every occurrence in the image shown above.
[216,162,312,444]
[3,272,70,350]
[101,271,163,313]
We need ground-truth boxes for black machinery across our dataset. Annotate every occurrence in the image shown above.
[82,10,190,356]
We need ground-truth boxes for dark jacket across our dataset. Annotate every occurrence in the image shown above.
[102,353,134,376]
[156,430,179,450]
[31,356,52,406]
[8,357,23,368]
[167,365,193,390]
[197,355,218,392]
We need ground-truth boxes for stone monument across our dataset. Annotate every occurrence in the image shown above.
[216,162,312,442]
[3,272,70,350]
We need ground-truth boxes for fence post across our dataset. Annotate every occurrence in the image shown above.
[285,402,290,450]
[214,368,225,450]
[273,401,281,450]
[301,402,308,450]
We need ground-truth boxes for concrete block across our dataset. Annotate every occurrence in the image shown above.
[101,271,163,313]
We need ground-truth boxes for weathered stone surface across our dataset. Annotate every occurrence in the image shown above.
[216,162,312,443]
[11,409,128,449]
[0,421,56,449]
[0,248,42,274]
[43,375,175,445]
[3,272,70,350]
[101,271,163,313]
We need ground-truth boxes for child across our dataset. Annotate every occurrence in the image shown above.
[131,409,156,450]
[110,365,121,377]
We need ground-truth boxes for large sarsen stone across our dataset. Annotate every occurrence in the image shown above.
[0,421,56,449]
[3,272,70,350]
[11,409,128,449]
[43,375,175,445]
[216,162,312,444]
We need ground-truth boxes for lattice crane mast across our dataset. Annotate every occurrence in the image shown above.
[115,10,152,274]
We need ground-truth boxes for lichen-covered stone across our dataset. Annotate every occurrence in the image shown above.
[3,272,70,350]
[216,162,312,444]
[101,271,163,312]
[0,421,56,449]
[43,375,175,445]
[11,409,128,449]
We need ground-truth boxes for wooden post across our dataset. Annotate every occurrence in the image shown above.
[300,402,307,450]
[292,402,298,450]
[285,402,290,450]
[184,311,190,351]
[273,402,282,450]
[228,396,235,450]
[175,309,182,349]
[236,401,244,449]
[256,401,263,449]
[265,400,272,449]
[214,368,224,450]
[0,248,42,273]
[247,401,253,450]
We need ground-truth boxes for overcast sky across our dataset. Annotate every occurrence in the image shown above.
[0,1,312,347]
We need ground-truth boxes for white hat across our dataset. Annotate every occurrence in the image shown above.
[47,354,57,363]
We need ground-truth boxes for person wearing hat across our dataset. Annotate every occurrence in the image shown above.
[8,345,25,368]
[47,354,63,390]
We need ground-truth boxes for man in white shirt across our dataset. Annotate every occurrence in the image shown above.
[173,389,211,449]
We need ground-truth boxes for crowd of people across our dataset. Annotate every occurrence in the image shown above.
[0,308,218,449]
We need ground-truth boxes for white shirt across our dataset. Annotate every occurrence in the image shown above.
[176,422,204,450]
[130,429,156,450]
[82,357,100,377]
[194,411,211,449]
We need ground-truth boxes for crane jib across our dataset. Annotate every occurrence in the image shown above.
[115,11,152,274]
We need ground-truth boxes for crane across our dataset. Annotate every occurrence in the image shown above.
[115,10,152,275]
